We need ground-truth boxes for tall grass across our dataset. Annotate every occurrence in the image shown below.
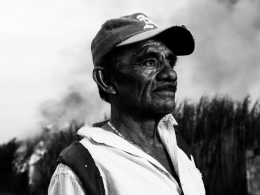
[0,139,28,194]
[6,121,83,195]
[29,121,83,195]
[173,95,260,195]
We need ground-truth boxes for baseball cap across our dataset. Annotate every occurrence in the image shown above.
[91,13,195,67]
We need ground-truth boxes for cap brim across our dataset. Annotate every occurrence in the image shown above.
[116,25,194,56]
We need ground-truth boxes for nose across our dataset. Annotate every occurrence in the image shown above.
[156,63,177,82]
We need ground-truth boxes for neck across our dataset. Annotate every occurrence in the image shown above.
[110,104,165,146]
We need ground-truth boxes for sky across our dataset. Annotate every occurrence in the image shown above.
[0,0,259,143]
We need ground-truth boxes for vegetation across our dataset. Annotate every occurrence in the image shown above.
[0,139,28,194]
[24,121,83,195]
[173,95,260,195]
[0,122,83,195]
[0,95,259,195]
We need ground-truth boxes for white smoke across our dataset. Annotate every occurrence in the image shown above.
[173,0,260,101]
[38,83,109,129]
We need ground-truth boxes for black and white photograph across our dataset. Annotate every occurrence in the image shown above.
[0,0,259,194]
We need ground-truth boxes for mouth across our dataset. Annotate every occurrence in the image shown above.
[153,83,177,93]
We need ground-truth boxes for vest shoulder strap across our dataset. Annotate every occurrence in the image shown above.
[176,135,191,160]
[57,141,105,195]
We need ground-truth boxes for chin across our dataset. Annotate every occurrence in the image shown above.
[150,93,176,111]
[161,103,176,114]
[147,100,176,115]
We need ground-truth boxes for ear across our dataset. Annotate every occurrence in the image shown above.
[93,69,116,94]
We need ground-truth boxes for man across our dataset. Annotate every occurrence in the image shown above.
[48,13,205,195]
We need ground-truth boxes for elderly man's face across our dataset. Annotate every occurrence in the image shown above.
[111,39,178,115]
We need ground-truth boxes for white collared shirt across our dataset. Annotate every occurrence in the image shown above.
[48,115,205,195]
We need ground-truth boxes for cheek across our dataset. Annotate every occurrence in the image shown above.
[116,70,155,101]
[118,68,155,89]
[136,70,156,95]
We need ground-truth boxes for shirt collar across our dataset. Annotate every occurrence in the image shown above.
[77,114,178,173]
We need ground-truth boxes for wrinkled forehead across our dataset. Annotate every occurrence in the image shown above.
[140,39,169,48]
[135,39,175,56]
[114,39,174,59]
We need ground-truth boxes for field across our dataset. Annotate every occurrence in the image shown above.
[174,96,260,195]
[0,95,259,195]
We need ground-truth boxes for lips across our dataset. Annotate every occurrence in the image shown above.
[153,83,177,93]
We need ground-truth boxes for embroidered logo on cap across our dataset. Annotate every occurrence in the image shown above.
[137,15,158,29]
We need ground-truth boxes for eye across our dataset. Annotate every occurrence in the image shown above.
[167,57,178,68]
[168,61,176,68]
[144,59,157,66]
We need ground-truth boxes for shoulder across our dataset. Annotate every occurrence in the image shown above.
[48,163,85,195]
[51,163,80,180]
